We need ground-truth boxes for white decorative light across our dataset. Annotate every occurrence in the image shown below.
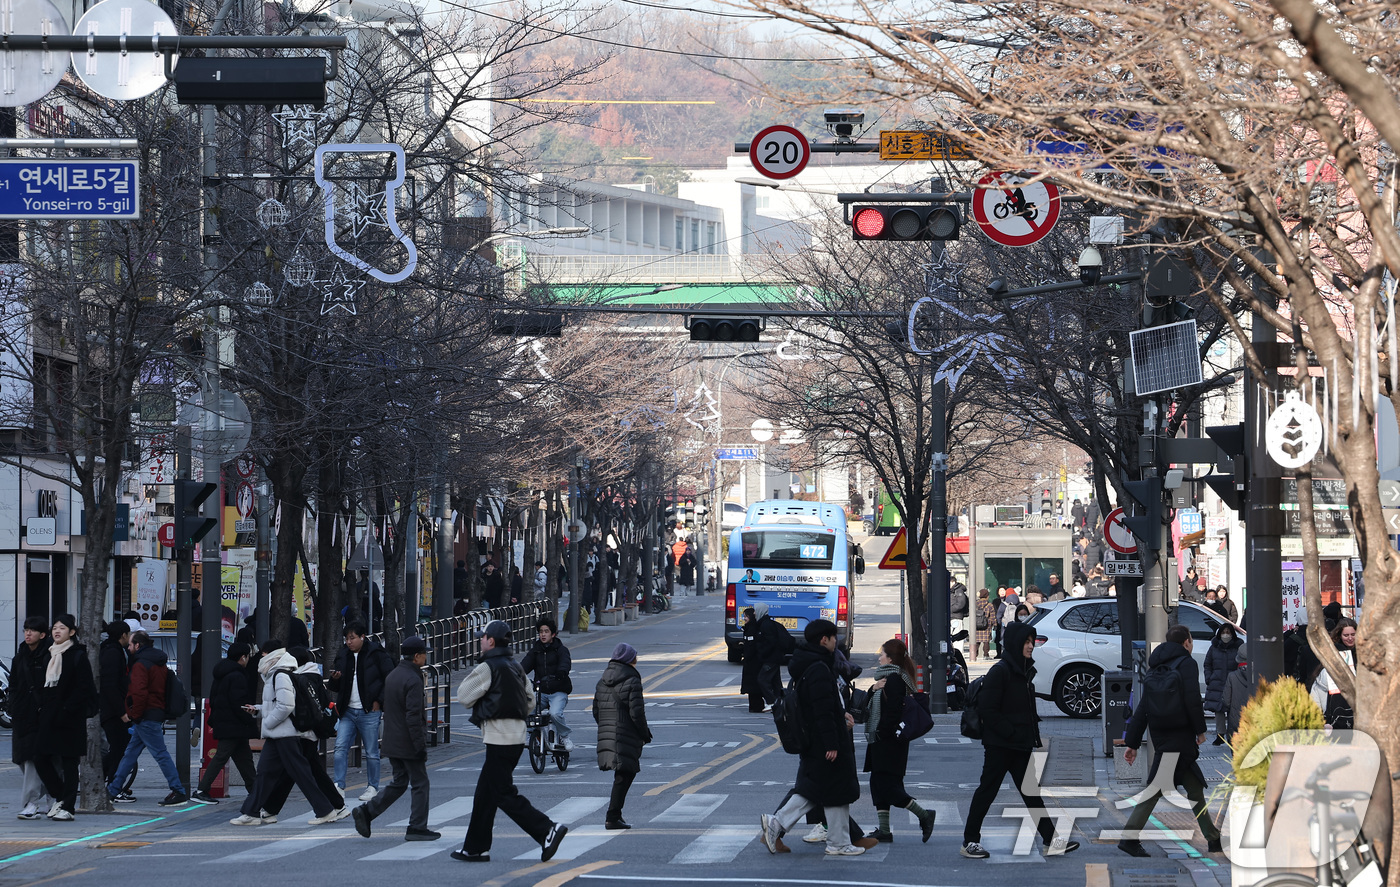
[244,282,274,309]
[283,251,317,287]
[1265,390,1323,468]
[256,198,290,229]
[271,107,327,150]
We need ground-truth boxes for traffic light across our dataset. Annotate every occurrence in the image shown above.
[492,311,564,337]
[1040,488,1053,516]
[1203,423,1247,511]
[175,57,328,107]
[688,316,761,342]
[174,480,219,550]
[1122,477,1163,552]
[851,205,960,241]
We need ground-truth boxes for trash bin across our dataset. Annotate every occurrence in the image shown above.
[1102,670,1134,755]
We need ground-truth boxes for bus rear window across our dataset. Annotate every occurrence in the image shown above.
[740,530,835,568]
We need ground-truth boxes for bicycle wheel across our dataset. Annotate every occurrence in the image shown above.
[1250,875,1318,887]
[557,748,569,772]
[529,728,547,774]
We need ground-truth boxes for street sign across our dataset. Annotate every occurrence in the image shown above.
[236,481,256,517]
[158,522,175,548]
[748,125,810,180]
[970,172,1061,247]
[1380,479,1400,508]
[1104,506,1137,554]
[879,130,973,161]
[0,159,140,219]
[1281,477,1348,508]
[1282,509,1352,536]
[1104,557,1143,577]
[877,526,929,570]
[715,446,758,460]
[1178,508,1202,535]
[1384,508,1400,533]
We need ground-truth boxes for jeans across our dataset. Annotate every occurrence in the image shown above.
[333,708,382,789]
[774,793,851,849]
[545,692,571,741]
[964,745,1054,846]
[109,720,184,796]
[462,743,553,854]
[362,756,430,830]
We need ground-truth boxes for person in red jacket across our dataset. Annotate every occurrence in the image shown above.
[105,632,188,807]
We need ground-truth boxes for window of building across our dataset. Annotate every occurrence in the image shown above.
[690,219,700,253]
[706,222,718,254]
[675,217,685,250]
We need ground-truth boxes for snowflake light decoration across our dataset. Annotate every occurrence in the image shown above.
[256,198,290,229]
[271,107,327,150]
[318,264,366,316]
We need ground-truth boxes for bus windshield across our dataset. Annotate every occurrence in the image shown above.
[740,530,836,569]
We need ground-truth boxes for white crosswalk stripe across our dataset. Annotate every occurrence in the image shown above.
[512,825,620,861]
[907,799,964,828]
[982,827,1046,863]
[670,824,754,864]
[388,796,475,828]
[359,836,462,861]
[206,832,350,863]
[545,796,609,824]
[651,793,727,822]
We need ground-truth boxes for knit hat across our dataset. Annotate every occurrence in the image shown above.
[611,642,637,664]
[402,636,428,657]
[125,617,144,635]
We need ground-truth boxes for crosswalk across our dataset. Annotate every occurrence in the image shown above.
[194,792,1045,867]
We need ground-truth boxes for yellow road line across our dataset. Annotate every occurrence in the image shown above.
[682,734,783,794]
[643,733,766,796]
[644,643,724,692]
[536,860,622,886]
[481,862,558,887]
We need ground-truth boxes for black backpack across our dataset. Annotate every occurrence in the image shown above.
[959,676,986,739]
[287,671,337,738]
[163,669,190,723]
[975,607,989,631]
[772,674,809,754]
[1142,661,1187,724]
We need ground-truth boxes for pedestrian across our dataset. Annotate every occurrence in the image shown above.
[1213,586,1239,623]
[592,642,651,829]
[972,590,995,662]
[451,619,568,863]
[1219,644,1252,743]
[864,638,937,843]
[10,617,54,819]
[1015,603,1032,622]
[533,561,548,599]
[1204,589,1218,608]
[758,619,868,857]
[1203,624,1243,743]
[98,621,131,788]
[520,617,574,751]
[507,566,522,604]
[454,560,470,600]
[330,620,395,802]
[256,648,347,821]
[1310,618,1357,729]
[286,613,310,650]
[1118,624,1222,857]
[678,545,698,593]
[1180,567,1200,602]
[106,630,187,808]
[949,578,970,640]
[231,648,344,826]
[740,608,767,711]
[481,561,506,610]
[191,642,260,804]
[1045,574,1068,602]
[752,602,795,706]
[961,620,1078,859]
[353,636,440,842]
[35,615,98,820]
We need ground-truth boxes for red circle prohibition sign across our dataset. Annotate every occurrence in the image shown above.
[972,172,1062,247]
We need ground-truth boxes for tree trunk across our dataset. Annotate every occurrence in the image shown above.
[78,473,119,814]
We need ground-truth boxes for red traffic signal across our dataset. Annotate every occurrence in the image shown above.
[850,205,960,241]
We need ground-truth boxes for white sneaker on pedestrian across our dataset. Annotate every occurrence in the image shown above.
[259,809,277,823]
[331,806,353,821]
[229,814,265,826]
[563,738,574,752]
[825,843,866,856]
[358,786,378,802]
[1045,837,1081,856]
[46,801,63,818]
[309,810,344,825]
[17,803,38,819]
[802,824,827,844]
[961,841,991,858]
[50,808,74,821]
[759,813,782,854]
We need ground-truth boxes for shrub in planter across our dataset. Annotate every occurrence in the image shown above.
[1231,676,1326,797]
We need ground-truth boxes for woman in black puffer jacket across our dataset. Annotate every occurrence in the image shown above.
[1203,624,1242,742]
[593,643,651,830]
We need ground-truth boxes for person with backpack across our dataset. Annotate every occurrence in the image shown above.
[353,636,439,842]
[1118,624,1222,857]
[949,578,970,646]
[35,615,98,820]
[961,620,1077,859]
[759,620,868,858]
[972,590,995,661]
[1203,624,1243,743]
[191,642,259,804]
[106,630,188,808]
[255,647,347,821]
[752,603,796,707]
[864,638,936,843]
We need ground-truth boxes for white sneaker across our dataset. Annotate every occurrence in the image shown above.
[1045,837,1080,856]
[358,787,378,802]
[331,806,353,821]
[309,810,341,825]
[46,801,63,818]
[759,813,782,854]
[17,803,38,819]
[961,841,991,858]
[50,808,74,821]
[803,824,827,843]
[563,738,574,752]
[259,809,278,823]
[230,814,265,826]
[825,843,866,856]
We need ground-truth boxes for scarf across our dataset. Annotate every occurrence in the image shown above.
[865,663,916,737]
[46,639,74,687]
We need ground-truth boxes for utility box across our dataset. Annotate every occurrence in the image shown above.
[1102,670,1134,755]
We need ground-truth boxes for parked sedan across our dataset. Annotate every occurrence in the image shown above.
[1025,598,1240,718]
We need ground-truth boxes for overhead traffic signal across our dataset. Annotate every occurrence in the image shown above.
[492,311,565,337]
[1121,477,1163,553]
[688,316,762,342]
[174,480,219,550]
[851,205,960,241]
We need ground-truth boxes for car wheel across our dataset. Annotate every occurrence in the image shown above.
[727,642,743,664]
[1053,665,1103,718]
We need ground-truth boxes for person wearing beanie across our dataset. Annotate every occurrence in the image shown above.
[353,636,438,842]
[191,642,260,804]
[520,618,574,752]
[593,643,650,829]
[451,620,568,863]
[35,615,98,819]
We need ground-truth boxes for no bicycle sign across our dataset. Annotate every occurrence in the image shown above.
[971,172,1061,247]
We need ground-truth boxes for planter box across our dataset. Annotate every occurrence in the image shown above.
[623,604,639,621]
[1229,787,1270,887]
[596,608,624,626]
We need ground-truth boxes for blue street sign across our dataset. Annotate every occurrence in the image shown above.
[715,446,758,461]
[1179,508,1202,535]
[0,159,140,219]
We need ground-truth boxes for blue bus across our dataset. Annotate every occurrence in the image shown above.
[724,500,865,662]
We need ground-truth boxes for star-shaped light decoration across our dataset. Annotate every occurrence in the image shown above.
[271,108,328,150]
[318,264,366,315]
[343,183,391,239]
[923,250,963,298]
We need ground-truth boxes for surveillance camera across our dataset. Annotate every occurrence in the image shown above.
[986,278,1007,296]
[824,108,866,141]
[1078,245,1103,286]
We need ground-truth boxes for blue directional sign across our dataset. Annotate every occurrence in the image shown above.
[1179,508,1202,535]
[715,446,758,460]
[0,159,140,219]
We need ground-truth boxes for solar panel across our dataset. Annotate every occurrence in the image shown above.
[1130,319,1202,396]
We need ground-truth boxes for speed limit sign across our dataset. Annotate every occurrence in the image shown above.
[749,125,810,180]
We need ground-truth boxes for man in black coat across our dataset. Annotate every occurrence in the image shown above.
[961,621,1078,859]
[520,618,573,751]
[759,620,867,857]
[192,643,259,803]
[482,561,506,610]
[352,636,438,842]
[330,621,396,801]
[1118,624,1222,857]
[752,603,795,705]
[98,621,132,787]
[10,617,53,819]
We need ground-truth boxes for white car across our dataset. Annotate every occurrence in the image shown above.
[721,501,746,530]
[1025,598,1239,718]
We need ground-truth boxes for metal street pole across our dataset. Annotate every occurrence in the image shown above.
[928,372,949,715]
[433,483,453,618]
[1143,402,1171,652]
[255,475,271,646]
[1246,299,1284,680]
[565,456,583,634]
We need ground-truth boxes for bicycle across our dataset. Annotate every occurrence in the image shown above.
[526,681,570,774]
[1250,756,1383,887]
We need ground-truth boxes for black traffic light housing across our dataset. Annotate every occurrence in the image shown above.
[688,316,762,342]
[851,204,960,241]
[174,480,219,550]
[492,311,564,337]
[1203,423,1247,511]
[175,57,328,107]
[1122,476,1163,552]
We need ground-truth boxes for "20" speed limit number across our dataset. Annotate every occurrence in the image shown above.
[749,125,811,180]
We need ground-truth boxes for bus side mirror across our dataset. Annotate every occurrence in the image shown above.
[854,556,865,575]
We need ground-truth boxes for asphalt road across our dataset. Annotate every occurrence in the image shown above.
[0,539,1222,887]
